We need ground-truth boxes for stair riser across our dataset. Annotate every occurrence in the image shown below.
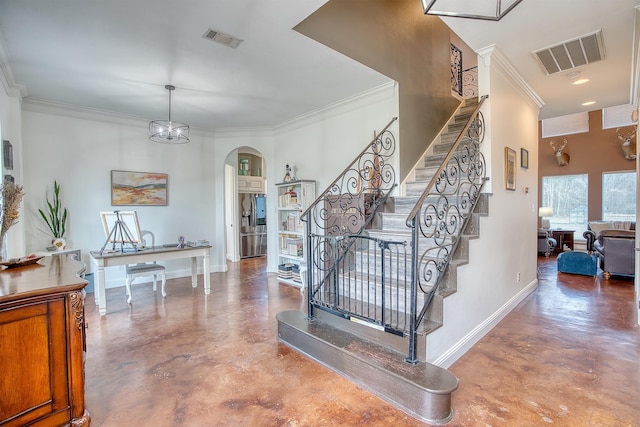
[386,197,420,215]
[424,155,447,168]
[414,168,437,182]
[312,277,426,324]
[352,237,454,254]
[378,214,411,232]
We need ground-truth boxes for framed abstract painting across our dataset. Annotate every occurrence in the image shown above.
[111,170,168,206]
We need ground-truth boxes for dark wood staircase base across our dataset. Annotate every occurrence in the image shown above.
[277,310,459,425]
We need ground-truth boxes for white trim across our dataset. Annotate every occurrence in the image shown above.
[630,6,640,106]
[433,278,538,368]
[273,81,397,132]
[477,44,544,110]
[22,81,396,136]
[0,32,26,99]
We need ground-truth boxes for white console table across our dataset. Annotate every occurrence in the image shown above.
[90,245,211,315]
[34,248,81,260]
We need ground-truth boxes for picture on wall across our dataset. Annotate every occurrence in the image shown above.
[521,148,529,169]
[111,170,168,206]
[504,147,516,191]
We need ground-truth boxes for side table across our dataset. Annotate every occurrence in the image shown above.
[550,230,575,253]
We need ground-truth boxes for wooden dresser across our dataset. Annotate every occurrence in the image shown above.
[0,256,90,426]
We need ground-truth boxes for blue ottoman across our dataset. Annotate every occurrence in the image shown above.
[557,251,598,276]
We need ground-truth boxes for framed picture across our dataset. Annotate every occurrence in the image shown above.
[3,175,14,183]
[111,170,168,206]
[100,211,142,243]
[521,148,529,169]
[504,147,516,191]
[3,140,13,170]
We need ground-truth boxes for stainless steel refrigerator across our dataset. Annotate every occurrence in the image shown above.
[239,193,267,258]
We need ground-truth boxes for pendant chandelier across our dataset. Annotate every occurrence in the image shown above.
[421,0,523,21]
[149,85,190,144]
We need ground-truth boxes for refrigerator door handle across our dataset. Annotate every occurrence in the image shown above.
[251,194,257,227]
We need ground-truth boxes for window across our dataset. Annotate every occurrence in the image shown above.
[602,171,636,221]
[602,104,636,129]
[541,174,588,238]
[541,112,589,138]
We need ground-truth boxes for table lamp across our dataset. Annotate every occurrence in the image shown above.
[539,207,553,229]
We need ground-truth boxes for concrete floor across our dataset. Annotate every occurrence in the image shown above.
[84,256,639,426]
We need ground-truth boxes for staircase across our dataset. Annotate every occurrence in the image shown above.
[277,97,489,424]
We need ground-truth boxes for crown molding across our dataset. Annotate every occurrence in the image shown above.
[273,80,397,132]
[0,32,26,100]
[21,80,396,138]
[477,44,544,110]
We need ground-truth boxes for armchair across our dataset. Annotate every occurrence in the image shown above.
[584,222,636,279]
[537,230,557,257]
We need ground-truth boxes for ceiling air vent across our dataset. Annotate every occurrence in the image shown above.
[532,30,605,75]
[202,28,243,49]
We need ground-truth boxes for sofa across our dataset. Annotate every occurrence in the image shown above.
[583,221,636,279]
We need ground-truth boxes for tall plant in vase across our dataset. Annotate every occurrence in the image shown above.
[38,180,68,250]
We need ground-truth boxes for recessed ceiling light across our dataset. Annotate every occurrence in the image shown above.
[582,101,596,106]
[572,78,590,85]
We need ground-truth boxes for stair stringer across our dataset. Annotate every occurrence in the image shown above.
[421,193,491,335]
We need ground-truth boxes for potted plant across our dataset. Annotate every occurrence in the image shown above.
[38,180,68,250]
[0,181,24,260]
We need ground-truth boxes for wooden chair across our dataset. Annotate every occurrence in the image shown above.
[125,230,166,303]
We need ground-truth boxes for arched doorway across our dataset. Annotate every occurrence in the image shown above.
[223,147,267,263]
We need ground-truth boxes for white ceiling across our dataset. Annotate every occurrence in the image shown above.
[0,0,639,131]
[442,0,640,119]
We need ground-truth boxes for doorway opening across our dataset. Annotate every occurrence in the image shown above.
[224,147,267,263]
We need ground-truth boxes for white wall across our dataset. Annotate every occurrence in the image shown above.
[0,82,25,259]
[269,83,399,272]
[18,83,398,287]
[428,46,542,366]
[13,65,542,365]
[21,103,222,286]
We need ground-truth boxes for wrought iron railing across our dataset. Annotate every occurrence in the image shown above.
[451,44,463,97]
[300,97,488,363]
[404,95,488,363]
[301,117,398,319]
[462,66,478,99]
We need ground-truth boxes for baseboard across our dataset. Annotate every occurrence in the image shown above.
[433,278,538,368]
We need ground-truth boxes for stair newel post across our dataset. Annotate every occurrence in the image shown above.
[305,216,313,320]
[406,212,420,365]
